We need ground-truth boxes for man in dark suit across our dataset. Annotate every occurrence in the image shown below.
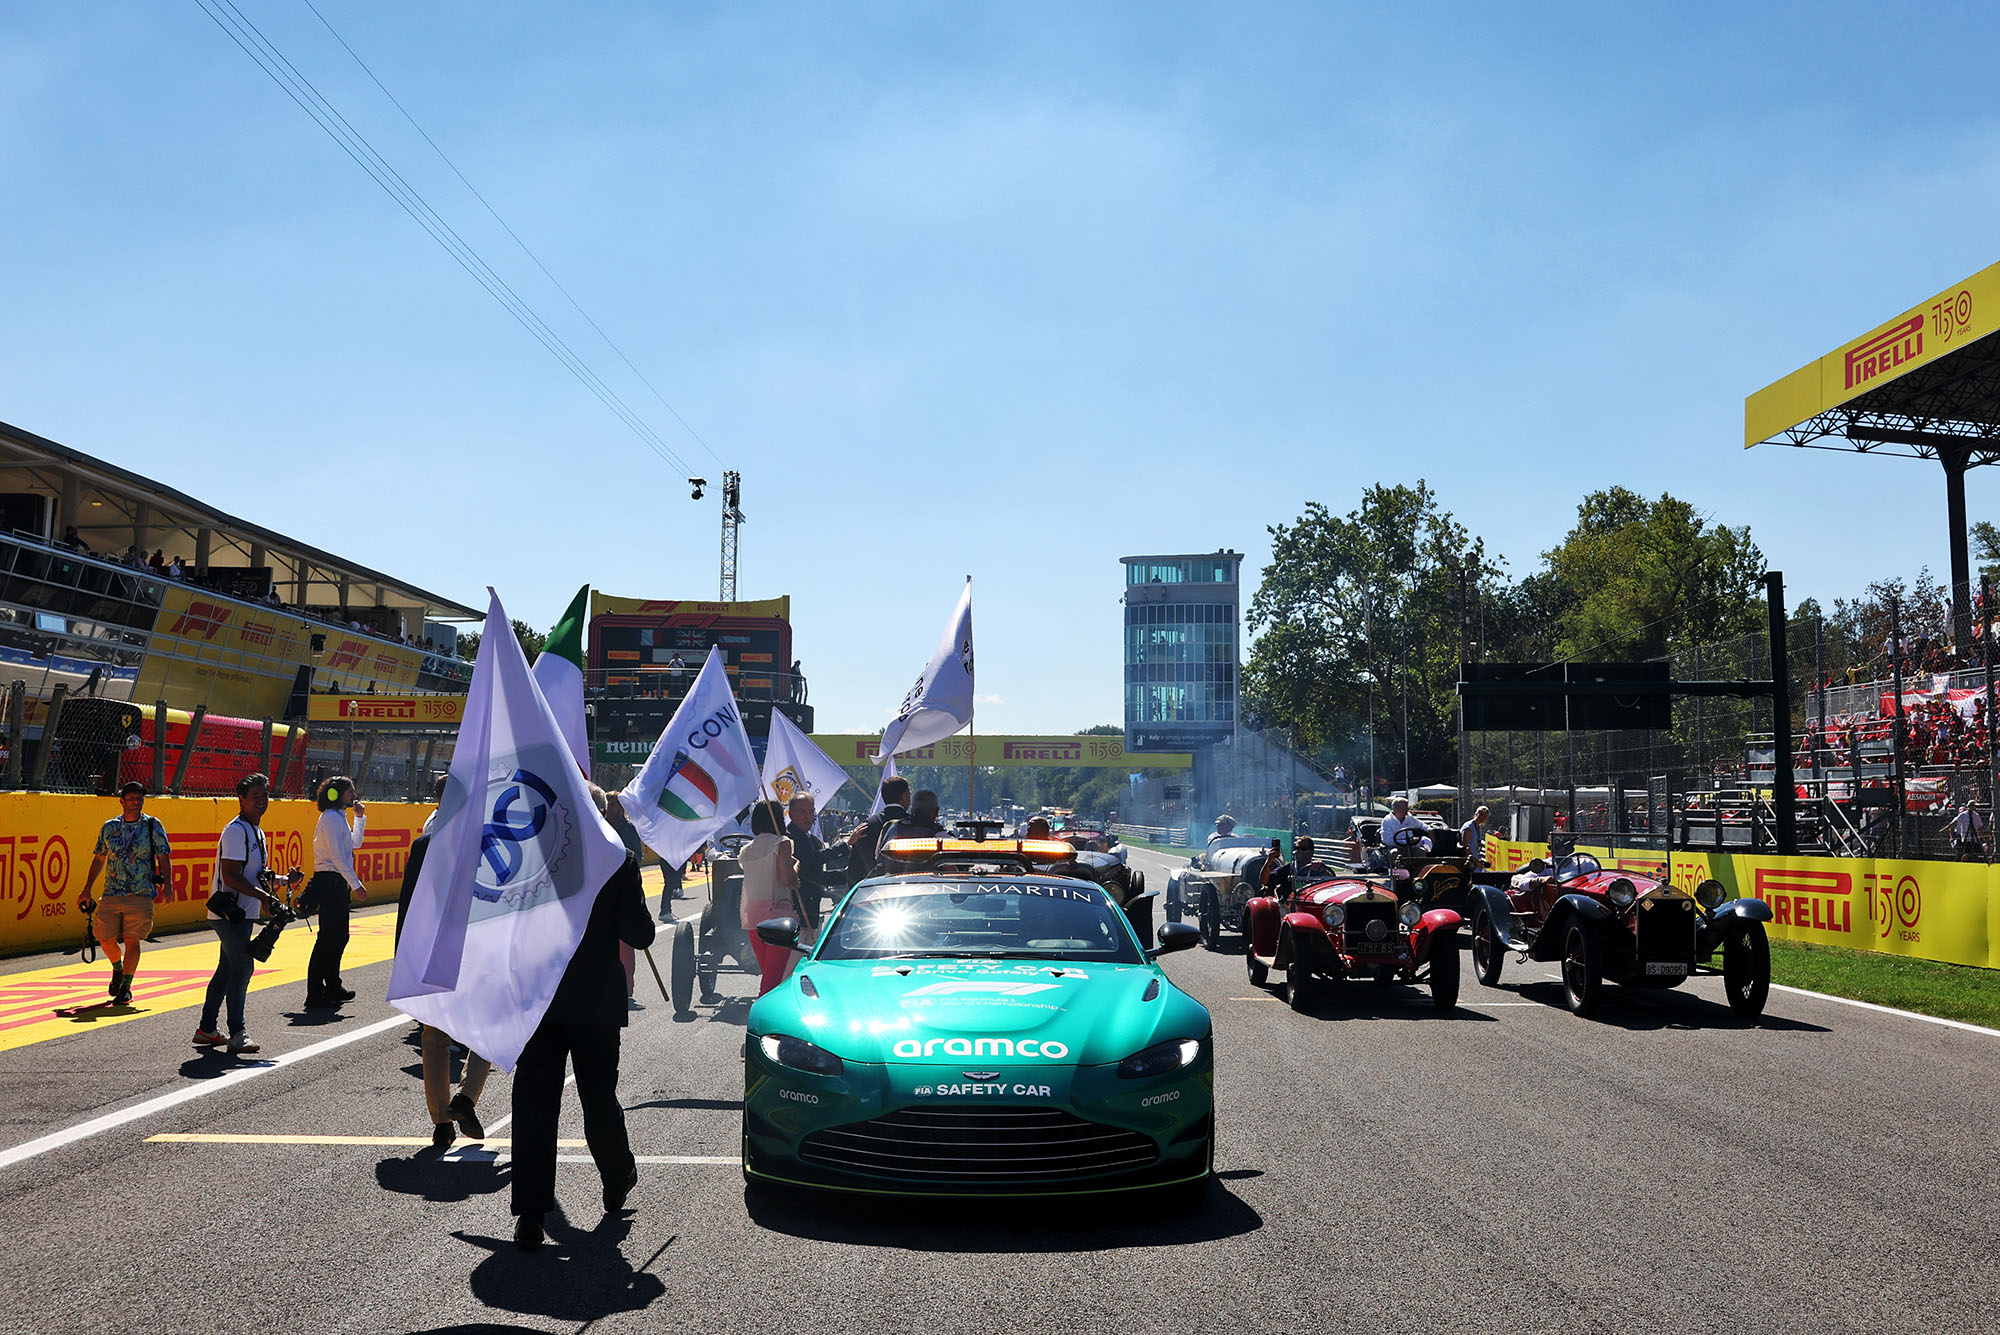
[843,776,911,890]
[510,787,657,1250]
[785,794,841,933]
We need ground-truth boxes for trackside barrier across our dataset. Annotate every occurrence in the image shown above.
[0,793,435,958]
[1483,835,2000,971]
[1109,823,1190,848]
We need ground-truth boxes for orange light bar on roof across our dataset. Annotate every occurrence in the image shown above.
[881,837,1077,860]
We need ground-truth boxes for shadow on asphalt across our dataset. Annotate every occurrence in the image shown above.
[628,1096,743,1112]
[281,1008,348,1028]
[377,1151,511,1203]
[408,1325,548,1334]
[744,1181,1262,1249]
[453,1216,670,1323]
[1285,985,1500,1022]
[1507,980,1833,1032]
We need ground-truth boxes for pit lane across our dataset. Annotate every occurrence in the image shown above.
[0,850,1993,1333]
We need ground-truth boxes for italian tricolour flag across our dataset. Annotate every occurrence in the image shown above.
[530,584,590,770]
[660,752,719,821]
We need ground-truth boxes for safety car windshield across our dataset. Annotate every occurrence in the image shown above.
[817,880,1143,964]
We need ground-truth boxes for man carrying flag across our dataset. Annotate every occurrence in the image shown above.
[387,590,648,1250]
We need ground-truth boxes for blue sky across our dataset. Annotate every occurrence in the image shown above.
[5,2,2000,732]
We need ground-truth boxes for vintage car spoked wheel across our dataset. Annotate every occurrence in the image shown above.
[1471,911,1504,987]
[1429,932,1460,1009]
[1286,947,1312,1012]
[1723,921,1771,1019]
[1200,888,1222,949]
[1561,923,1600,1017]
[1246,945,1268,987]
[668,919,697,1018]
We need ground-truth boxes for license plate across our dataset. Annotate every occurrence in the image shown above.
[1643,961,1688,976]
[1347,937,1397,955]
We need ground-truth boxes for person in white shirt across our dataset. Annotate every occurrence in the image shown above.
[1951,798,1986,861]
[195,773,293,1053]
[1379,798,1433,863]
[305,775,368,1009]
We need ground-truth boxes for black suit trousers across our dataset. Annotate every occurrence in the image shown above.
[510,1020,634,1217]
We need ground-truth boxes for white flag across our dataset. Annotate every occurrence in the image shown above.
[530,584,590,771]
[618,647,764,867]
[388,589,627,1073]
[876,577,973,762]
[867,755,899,818]
[762,710,850,814]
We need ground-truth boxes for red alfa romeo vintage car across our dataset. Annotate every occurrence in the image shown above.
[1466,836,1774,1019]
[1243,865,1463,1011]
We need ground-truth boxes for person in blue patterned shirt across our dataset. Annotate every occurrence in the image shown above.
[79,782,171,1005]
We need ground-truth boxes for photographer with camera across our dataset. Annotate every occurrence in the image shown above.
[194,773,296,1055]
[78,781,171,1005]
[304,776,368,1009]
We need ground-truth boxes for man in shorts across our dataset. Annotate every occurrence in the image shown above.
[78,782,170,1005]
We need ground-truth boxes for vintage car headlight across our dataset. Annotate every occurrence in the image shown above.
[757,1033,845,1076]
[1117,1037,1201,1080]
[1606,878,1637,909]
[1399,900,1423,927]
[1322,902,1346,929]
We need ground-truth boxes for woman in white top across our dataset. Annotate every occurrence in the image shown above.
[306,775,368,1009]
[739,801,801,996]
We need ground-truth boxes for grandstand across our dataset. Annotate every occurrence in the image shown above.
[0,418,478,796]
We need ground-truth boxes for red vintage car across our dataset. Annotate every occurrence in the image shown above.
[1465,837,1773,1019]
[1243,866,1463,1011]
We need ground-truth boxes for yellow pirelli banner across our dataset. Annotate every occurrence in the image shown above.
[589,592,791,621]
[1745,258,2000,447]
[0,793,434,958]
[1484,837,2000,970]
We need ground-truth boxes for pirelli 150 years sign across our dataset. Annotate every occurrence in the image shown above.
[809,735,1192,769]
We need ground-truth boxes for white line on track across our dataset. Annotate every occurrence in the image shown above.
[0,1014,411,1174]
[1770,983,2000,1037]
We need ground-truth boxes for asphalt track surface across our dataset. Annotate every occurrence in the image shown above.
[2,847,1997,1334]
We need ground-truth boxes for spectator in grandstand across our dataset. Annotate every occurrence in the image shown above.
[304,776,368,1009]
[147,549,165,574]
[166,556,185,579]
[58,524,87,552]
[78,782,169,1006]
[195,773,293,1054]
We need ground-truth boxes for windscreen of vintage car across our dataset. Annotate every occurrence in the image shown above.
[1554,853,1602,882]
[817,881,1144,964]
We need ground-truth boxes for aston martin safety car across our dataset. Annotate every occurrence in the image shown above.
[742,834,1214,1199]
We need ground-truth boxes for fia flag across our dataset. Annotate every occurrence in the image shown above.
[618,647,762,866]
[762,710,850,814]
[388,589,627,1073]
[530,584,590,770]
[867,754,899,818]
[875,577,973,763]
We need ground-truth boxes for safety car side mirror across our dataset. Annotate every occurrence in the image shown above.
[1147,922,1201,959]
[755,917,804,952]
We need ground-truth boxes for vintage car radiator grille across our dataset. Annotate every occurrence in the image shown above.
[1634,900,1698,961]
[800,1107,1159,1181]
[1343,899,1398,953]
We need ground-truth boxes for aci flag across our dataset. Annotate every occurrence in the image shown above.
[619,646,763,867]
[762,710,850,813]
[388,589,627,1073]
[876,576,974,762]
[530,583,590,770]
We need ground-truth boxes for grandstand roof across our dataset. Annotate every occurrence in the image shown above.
[0,418,480,621]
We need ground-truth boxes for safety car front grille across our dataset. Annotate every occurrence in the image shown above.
[799,1107,1159,1181]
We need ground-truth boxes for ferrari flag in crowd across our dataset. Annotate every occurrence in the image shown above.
[761,709,850,813]
[530,583,591,770]
[875,576,974,763]
[619,646,763,867]
[388,589,627,1072]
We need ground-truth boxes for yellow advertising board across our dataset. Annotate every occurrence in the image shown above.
[1745,258,2000,447]
[811,734,1193,769]
[133,584,320,718]
[590,592,791,621]
[1484,837,1999,970]
[0,793,434,957]
[306,694,468,725]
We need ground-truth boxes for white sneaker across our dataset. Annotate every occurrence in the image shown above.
[227,1034,261,1054]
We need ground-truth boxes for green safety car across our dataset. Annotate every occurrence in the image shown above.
[742,834,1214,1199]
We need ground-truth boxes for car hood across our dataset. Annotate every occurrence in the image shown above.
[1305,880,1398,907]
[750,957,1208,1067]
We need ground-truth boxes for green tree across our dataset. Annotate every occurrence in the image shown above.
[454,619,548,663]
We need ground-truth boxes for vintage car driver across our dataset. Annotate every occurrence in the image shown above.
[1378,798,1432,858]
[1261,836,1334,900]
[1208,815,1238,845]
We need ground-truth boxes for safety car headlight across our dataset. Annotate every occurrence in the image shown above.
[1399,900,1423,927]
[1117,1037,1202,1080]
[1606,878,1637,909]
[757,1033,845,1076]
[1322,903,1345,929]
